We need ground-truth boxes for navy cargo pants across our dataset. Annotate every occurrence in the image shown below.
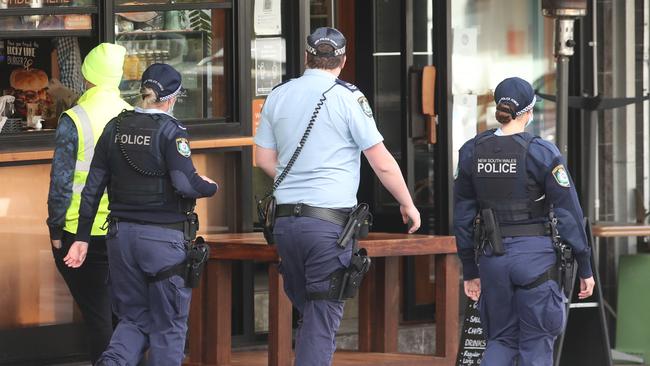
[274,216,353,366]
[96,222,191,366]
[478,236,566,366]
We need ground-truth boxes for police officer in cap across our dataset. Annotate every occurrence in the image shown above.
[255,27,421,365]
[65,63,218,365]
[453,76,595,365]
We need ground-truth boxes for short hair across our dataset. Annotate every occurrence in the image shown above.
[306,44,345,70]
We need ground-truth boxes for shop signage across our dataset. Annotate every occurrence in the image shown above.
[2,0,72,7]
[5,40,39,69]
[455,300,486,366]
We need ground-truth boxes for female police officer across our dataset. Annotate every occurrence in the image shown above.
[453,77,595,365]
[64,63,218,365]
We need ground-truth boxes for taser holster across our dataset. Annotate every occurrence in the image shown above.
[146,236,210,288]
[473,208,505,257]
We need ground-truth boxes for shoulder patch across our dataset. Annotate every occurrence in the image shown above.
[176,138,191,158]
[357,96,373,117]
[552,164,570,187]
[335,79,359,92]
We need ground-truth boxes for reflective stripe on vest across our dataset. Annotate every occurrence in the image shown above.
[72,105,95,173]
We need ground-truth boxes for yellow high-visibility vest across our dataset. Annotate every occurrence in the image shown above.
[63,86,132,236]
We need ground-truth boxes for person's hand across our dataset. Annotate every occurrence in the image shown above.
[63,241,88,268]
[200,175,216,185]
[464,278,481,301]
[400,204,421,234]
[578,276,595,299]
[51,239,62,249]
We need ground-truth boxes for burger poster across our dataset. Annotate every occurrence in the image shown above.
[1,39,52,119]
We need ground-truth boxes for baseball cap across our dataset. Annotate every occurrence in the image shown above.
[306,27,346,57]
[494,77,538,117]
[141,63,182,102]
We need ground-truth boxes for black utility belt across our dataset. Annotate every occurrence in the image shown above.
[276,204,351,226]
[500,223,550,237]
[112,217,185,232]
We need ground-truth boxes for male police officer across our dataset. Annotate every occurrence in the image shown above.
[255,27,421,365]
[65,63,218,365]
[453,77,595,365]
[47,43,132,363]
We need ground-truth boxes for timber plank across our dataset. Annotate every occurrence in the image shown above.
[230,350,450,366]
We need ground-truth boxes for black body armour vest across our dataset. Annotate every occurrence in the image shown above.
[108,111,189,215]
[472,131,546,225]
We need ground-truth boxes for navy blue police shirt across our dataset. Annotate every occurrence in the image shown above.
[76,109,217,243]
[453,131,593,280]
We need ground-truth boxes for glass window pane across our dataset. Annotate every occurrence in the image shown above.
[451,0,556,167]
[0,14,92,31]
[115,9,230,121]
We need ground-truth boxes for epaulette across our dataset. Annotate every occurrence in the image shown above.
[335,79,359,92]
[272,79,292,91]
[169,117,187,131]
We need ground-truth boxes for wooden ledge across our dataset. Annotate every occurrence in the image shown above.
[0,149,53,163]
[220,350,448,366]
[202,232,457,261]
[0,137,255,164]
[592,223,650,238]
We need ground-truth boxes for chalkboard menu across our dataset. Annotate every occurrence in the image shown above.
[456,300,486,366]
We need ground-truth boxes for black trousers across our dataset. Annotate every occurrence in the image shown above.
[52,231,113,364]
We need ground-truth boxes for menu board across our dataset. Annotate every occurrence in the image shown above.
[456,300,486,366]
[0,39,52,119]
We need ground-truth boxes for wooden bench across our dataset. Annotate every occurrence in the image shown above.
[184,232,459,366]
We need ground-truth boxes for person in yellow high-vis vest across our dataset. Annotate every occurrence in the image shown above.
[47,43,132,364]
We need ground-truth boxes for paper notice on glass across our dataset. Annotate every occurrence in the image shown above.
[254,38,285,96]
[254,0,282,36]
[453,28,477,57]
[452,94,478,173]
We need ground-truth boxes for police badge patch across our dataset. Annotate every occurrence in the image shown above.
[176,138,191,157]
[552,165,570,187]
[358,96,373,117]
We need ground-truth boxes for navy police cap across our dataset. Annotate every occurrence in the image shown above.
[306,27,346,57]
[494,77,537,117]
[141,63,183,102]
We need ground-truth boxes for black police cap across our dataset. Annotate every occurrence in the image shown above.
[141,63,183,102]
[494,77,538,118]
[306,27,346,57]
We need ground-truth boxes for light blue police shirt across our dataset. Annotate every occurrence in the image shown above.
[254,68,384,208]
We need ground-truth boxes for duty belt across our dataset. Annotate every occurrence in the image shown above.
[276,204,350,226]
[111,217,185,232]
[500,223,550,237]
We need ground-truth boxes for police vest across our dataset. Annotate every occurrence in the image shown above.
[472,131,546,224]
[107,111,191,215]
[63,86,132,236]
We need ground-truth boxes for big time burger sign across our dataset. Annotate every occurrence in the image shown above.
[3,40,50,118]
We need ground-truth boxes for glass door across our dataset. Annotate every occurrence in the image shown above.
[355,0,447,321]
